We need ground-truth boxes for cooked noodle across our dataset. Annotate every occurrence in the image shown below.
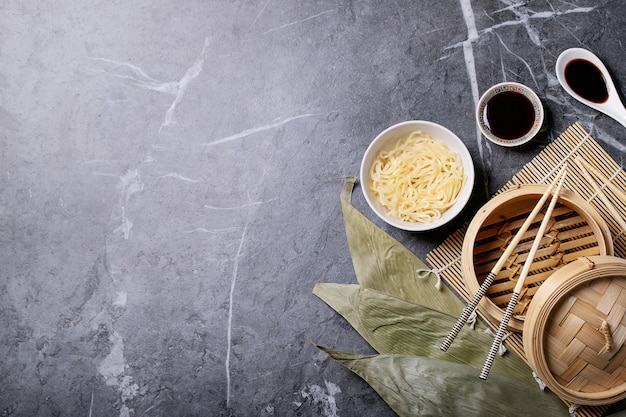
[369,131,465,224]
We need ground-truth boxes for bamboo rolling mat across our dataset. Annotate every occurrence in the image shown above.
[427,123,626,417]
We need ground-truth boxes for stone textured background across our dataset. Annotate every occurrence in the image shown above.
[0,1,624,416]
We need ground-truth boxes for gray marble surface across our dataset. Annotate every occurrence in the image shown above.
[1,1,625,416]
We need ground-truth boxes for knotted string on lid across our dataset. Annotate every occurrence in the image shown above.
[568,403,580,417]
[532,372,547,390]
[416,255,481,330]
[415,254,461,292]
[483,327,512,356]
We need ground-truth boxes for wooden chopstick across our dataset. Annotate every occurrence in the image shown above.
[479,166,568,380]
[440,165,568,352]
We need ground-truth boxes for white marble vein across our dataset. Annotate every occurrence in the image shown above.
[446,3,597,50]
[118,169,144,202]
[460,0,479,41]
[112,169,144,239]
[90,37,211,133]
[160,37,211,132]
[262,9,336,35]
[492,2,526,14]
[204,197,279,211]
[88,391,94,417]
[459,0,490,195]
[494,32,540,91]
[253,0,272,25]
[158,173,200,183]
[98,330,127,386]
[184,227,243,234]
[202,114,320,147]
[90,57,179,95]
[225,223,249,408]
[482,3,596,46]
[114,207,134,240]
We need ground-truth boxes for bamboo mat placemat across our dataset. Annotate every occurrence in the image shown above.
[427,122,626,417]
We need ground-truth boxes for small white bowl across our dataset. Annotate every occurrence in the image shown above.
[476,82,544,147]
[360,120,475,232]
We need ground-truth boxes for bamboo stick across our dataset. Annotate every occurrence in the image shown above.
[479,166,568,379]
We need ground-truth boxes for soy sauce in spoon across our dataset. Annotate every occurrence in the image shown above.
[556,48,626,129]
[564,59,609,103]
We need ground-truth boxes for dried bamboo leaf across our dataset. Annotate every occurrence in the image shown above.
[340,177,465,317]
[316,345,568,417]
[313,283,535,386]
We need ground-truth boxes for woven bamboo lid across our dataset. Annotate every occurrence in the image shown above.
[523,256,626,406]
[463,184,613,331]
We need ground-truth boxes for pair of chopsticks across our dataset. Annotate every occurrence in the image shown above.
[440,165,568,379]
[479,167,567,379]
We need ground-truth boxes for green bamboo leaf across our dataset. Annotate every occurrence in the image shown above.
[316,345,568,417]
[313,283,535,386]
[340,177,465,317]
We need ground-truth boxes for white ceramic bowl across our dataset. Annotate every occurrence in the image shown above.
[476,82,544,147]
[360,120,475,231]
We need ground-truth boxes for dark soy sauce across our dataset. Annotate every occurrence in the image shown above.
[486,91,535,140]
[564,59,609,103]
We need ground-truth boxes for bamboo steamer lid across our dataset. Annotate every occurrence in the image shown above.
[463,184,613,332]
[523,256,626,406]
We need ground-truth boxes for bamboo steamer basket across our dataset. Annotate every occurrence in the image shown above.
[523,256,626,406]
[462,184,613,332]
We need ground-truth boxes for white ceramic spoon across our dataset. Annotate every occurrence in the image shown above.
[556,48,626,129]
